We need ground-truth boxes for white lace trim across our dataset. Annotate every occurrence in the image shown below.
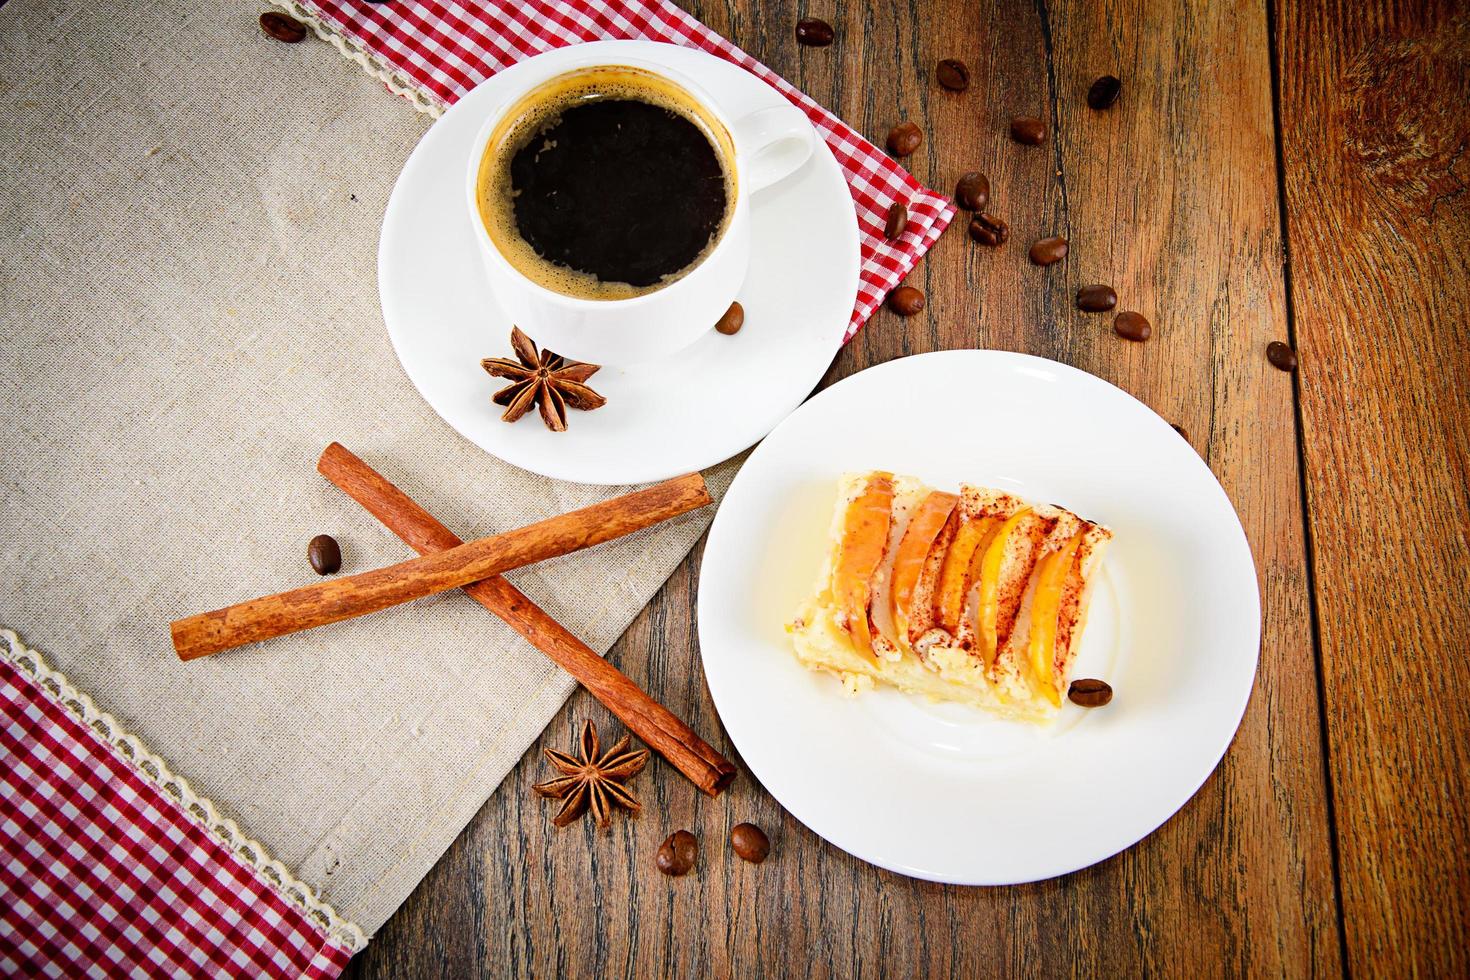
[271,0,447,118]
[0,629,368,953]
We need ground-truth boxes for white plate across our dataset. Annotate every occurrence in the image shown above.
[697,351,1260,884]
[378,40,859,486]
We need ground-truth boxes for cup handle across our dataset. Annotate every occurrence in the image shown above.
[733,104,816,194]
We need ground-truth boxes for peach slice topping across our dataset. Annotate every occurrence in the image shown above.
[890,491,958,649]
[830,474,894,665]
[1027,532,1084,706]
[934,514,998,633]
[974,507,1032,669]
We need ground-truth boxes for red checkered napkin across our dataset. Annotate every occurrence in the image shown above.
[285,0,955,341]
[0,640,361,978]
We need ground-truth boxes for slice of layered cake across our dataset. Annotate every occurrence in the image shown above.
[788,471,1112,723]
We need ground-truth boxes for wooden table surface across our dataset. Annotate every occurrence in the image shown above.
[346,0,1468,975]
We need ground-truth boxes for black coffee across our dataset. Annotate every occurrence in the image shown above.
[478,67,735,299]
[511,98,726,288]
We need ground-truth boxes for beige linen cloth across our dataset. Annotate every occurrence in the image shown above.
[0,0,739,940]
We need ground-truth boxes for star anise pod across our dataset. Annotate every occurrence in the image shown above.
[481,327,606,432]
[532,721,649,829]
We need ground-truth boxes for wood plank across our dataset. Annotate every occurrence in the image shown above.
[346,0,1340,974]
[1275,1,1470,974]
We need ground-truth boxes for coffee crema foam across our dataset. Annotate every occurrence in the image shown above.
[476,66,737,301]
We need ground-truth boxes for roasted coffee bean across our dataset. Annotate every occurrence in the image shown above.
[730,823,770,863]
[936,59,971,91]
[886,121,922,157]
[656,830,698,876]
[887,285,925,316]
[795,17,834,46]
[715,301,744,336]
[308,534,341,575]
[1028,236,1068,265]
[1267,340,1298,371]
[1113,311,1152,341]
[968,213,1009,246]
[1010,116,1045,145]
[1087,74,1122,110]
[884,201,909,240]
[954,172,990,211]
[1068,678,1113,707]
[1076,284,1117,312]
[260,11,307,43]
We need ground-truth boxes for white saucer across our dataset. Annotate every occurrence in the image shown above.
[697,351,1260,884]
[378,41,859,486]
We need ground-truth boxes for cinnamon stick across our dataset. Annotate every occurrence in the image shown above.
[171,471,711,661]
[317,443,736,796]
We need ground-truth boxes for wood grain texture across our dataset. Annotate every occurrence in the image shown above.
[345,0,1344,974]
[1275,1,1470,974]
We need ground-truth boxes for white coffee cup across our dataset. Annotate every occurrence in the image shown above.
[465,51,815,366]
